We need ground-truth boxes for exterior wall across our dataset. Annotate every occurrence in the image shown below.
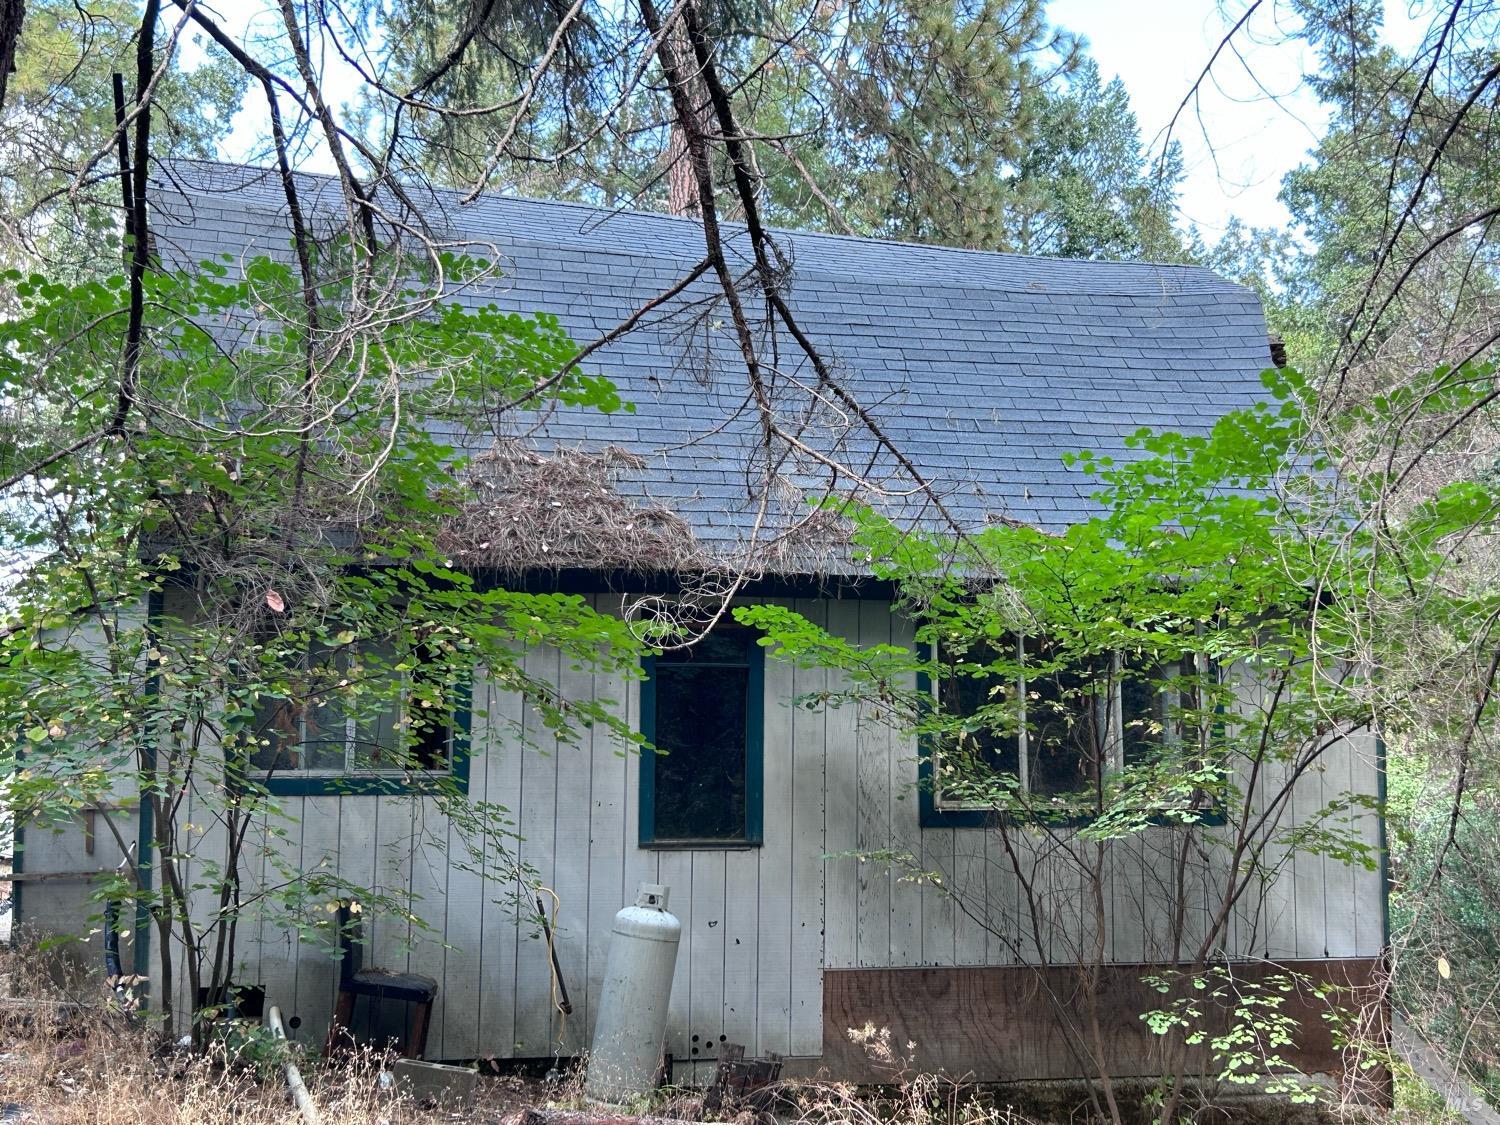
[8,607,146,975]
[822,959,1388,1083]
[227,593,832,1080]
[14,595,1386,1078]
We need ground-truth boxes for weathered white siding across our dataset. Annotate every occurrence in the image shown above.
[9,606,147,973]
[17,596,1385,1073]
[198,594,827,1077]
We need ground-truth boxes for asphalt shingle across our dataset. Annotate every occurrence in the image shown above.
[151,161,1272,562]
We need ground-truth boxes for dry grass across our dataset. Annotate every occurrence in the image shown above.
[0,944,495,1123]
[763,1076,1041,1125]
[0,1030,441,1123]
[0,937,1043,1125]
[4,944,1459,1125]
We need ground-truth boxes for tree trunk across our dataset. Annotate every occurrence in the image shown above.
[0,0,23,115]
[663,8,708,217]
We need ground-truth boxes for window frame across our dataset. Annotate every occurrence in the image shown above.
[638,626,765,849]
[917,637,1220,828]
[254,646,471,798]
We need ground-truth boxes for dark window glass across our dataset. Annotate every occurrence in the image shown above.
[650,626,753,841]
[251,642,452,776]
[937,634,1106,802]
[1121,656,1208,768]
[251,699,308,772]
[1122,657,1168,767]
[934,634,1199,808]
[937,635,1020,794]
[1026,639,1106,797]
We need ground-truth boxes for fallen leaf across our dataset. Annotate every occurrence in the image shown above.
[1438,956,1452,980]
[265,589,285,613]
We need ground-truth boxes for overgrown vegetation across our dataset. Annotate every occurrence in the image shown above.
[1245,5,1500,1104]
[1,0,1499,1120]
[12,936,1439,1125]
[0,942,467,1122]
[734,367,1427,1121]
[0,243,645,1040]
[0,940,1064,1125]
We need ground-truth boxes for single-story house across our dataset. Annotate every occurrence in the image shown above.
[13,161,1385,1087]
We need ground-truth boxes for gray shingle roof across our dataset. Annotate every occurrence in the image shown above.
[150,161,1270,570]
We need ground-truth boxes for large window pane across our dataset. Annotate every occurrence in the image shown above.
[653,665,749,839]
[1121,657,1168,767]
[936,635,1019,802]
[250,640,452,777]
[927,629,1203,819]
[1025,640,1105,798]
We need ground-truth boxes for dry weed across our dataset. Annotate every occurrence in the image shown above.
[742,1024,1039,1125]
[0,944,478,1123]
[7,948,1436,1125]
[764,1076,1041,1125]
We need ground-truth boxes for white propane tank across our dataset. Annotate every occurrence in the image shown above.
[584,882,682,1104]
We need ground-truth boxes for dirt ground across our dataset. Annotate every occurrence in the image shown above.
[0,945,1460,1125]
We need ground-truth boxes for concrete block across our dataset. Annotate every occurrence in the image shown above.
[392,1058,479,1107]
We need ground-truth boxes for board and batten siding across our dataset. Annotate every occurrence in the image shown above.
[232,596,1383,1069]
[21,595,1385,1074]
[222,594,834,1078]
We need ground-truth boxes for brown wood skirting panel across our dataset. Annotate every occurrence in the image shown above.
[822,960,1387,1084]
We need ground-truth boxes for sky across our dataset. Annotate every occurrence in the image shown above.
[1049,0,1434,238]
[191,0,1440,244]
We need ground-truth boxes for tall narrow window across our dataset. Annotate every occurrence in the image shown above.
[934,634,1020,801]
[640,624,764,846]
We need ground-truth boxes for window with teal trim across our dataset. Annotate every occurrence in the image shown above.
[924,637,1208,824]
[252,640,467,795]
[930,634,1106,812]
[640,624,763,846]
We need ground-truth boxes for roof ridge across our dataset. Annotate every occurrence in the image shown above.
[161,158,1239,296]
